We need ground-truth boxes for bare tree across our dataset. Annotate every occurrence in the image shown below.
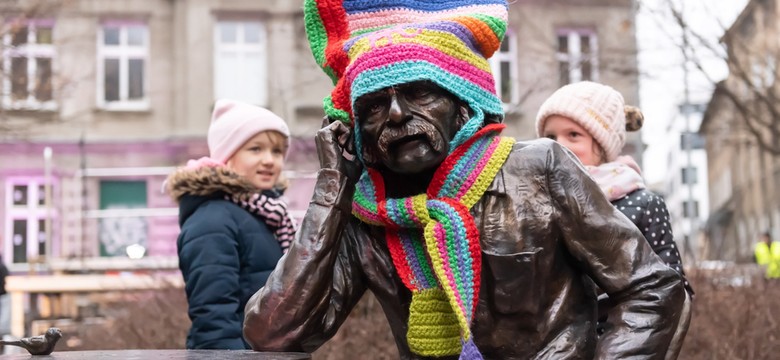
[645,0,778,155]
[0,0,91,138]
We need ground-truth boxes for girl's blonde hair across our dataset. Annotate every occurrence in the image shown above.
[262,131,290,191]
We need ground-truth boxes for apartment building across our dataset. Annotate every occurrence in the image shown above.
[660,103,709,261]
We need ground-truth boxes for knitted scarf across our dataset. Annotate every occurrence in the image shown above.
[353,124,514,359]
[228,192,296,253]
[586,156,646,202]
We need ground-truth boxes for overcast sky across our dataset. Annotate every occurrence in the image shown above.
[636,0,749,183]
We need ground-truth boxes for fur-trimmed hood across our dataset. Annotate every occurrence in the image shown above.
[166,166,255,203]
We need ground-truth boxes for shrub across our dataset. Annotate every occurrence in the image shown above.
[53,264,780,359]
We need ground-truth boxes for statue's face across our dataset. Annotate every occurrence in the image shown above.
[354,81,464,174]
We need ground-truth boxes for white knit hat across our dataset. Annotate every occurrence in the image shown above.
[535,81,626,162]
[207,99,290,164]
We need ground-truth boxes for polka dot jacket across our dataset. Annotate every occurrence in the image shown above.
[612,189,694,296]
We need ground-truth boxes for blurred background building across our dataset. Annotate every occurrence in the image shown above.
[699,0,780,263]
[660,102,709,261]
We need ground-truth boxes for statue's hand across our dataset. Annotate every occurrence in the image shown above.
[316,117,362,181]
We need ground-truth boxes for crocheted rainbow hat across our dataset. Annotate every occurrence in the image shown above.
[304,0,508,150]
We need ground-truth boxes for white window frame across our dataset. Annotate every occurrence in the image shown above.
[96,20,150,111]
[1,18,57,111]
[4,177,57,267]
[489,29,519,105]
[555,28,599,86]
[213,19,268,106]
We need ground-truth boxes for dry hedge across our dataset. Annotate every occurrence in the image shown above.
[680,266,780,359]
[55,265,779,359]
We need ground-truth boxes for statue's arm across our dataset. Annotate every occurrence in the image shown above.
[544,140,685,359]
[243,120,366,352]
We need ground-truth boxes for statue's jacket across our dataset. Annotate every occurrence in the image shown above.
[244,139,686,359]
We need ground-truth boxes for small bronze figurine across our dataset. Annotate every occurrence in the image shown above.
[0,327,62,355]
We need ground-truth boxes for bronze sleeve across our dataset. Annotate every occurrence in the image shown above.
[243,169,367,352]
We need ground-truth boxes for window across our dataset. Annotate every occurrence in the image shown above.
[4,178,56,265]
[678,102,706,115]
[556,28,598,86]
[681,166,698,185]
[751,55,776,88]
[682,200,699,218]
[98,180,148,257]
[97,20,149,110]
[764,55,776,87]
[1,19,56,110]
[488,30,517,104]
[214,20,267,106]
[680,132,705,150]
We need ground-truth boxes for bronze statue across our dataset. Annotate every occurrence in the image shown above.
[244,1,686,359]
[0,327,61,355]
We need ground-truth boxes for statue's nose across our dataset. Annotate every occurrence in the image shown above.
[387,92,412,126]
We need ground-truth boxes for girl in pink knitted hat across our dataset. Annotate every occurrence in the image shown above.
[537,81,693,359]
[166,99,295,349]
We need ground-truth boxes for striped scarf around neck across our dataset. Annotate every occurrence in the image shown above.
[227,191,297,253]
[352,124,514,359]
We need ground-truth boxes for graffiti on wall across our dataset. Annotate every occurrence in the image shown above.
[99,206,148,257]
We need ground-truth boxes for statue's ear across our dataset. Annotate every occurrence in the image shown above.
[484,113,503,125]
[361,141,378,165]
[458,101,503,125]
[457,103,471,128]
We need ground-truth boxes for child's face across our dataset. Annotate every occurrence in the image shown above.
[226,131,286,190]
[542,115,602,166]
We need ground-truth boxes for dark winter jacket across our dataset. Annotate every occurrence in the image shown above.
[168,166,284,349]
[244,139,685,359]
[612,189,693,295]
[0,260,8,296]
